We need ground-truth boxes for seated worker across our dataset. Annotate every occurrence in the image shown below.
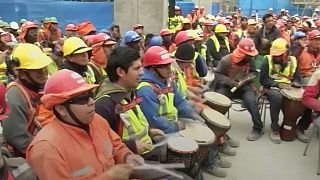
[136,46,227,178]
[260,38,303,144]
[0,83,37,180]
[26,69,144,180]
[94,47,165,159]
[211,38,264,141]
[3,43,52,157]
[61,37,96,84]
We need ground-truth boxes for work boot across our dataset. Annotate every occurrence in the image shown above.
[203,166,227,178]
[296,129,309,143]
[247,130,264,141]
[217,156,232,168]
[225,134,240,148]
[220,144,237,156]
[269,130,281,144]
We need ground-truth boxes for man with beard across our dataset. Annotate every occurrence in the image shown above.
[260,38,302,144]
[2,43,52,157]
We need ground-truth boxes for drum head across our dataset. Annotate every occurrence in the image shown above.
[203,92,231,107]
[167,137,198,152]
[202,108,231,128]
[179,123,216,144]
[280,88,304,100]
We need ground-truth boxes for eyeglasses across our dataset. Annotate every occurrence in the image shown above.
[67,92,93,105]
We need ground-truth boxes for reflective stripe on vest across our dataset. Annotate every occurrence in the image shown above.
[11,162,31,178]
[210,35,230,53]
[267,55,297,84]
[172,66,187,98]
[71,166,92,177]
[136,82,178,122]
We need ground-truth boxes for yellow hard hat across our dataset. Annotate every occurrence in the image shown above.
[215,24,229,33]
[11,43,52,70]
[270,38,288,56]
[182,18,191,24]
[186,30,203,41]
[63,37,92,57]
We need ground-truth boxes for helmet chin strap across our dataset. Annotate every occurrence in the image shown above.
[64,103,90,132]
[154,67,166,80]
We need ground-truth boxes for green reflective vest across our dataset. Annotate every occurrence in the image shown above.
[136,82,178,122]
[0,62,8,84]
[267,55,297,84]
[210,35,230,53]
[172,64,188,98]
[85,65,96,84]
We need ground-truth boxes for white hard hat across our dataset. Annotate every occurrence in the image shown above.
[9,22,19,30]
[269,8,273,11]
[195,5,199,9]
[315,8,320,12]
[285,10,289,13]
[0,28,8,36]
[281,8,285,12]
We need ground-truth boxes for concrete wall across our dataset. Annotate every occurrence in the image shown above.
[114,0,167,35]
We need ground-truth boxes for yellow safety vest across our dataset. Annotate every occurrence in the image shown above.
[0,62,8,84]
[267,55,297,84]
[85,65,96,84]
[199,44,207,62]
[95,94,154,154]
[47,61,59,77]
[136,82,178,122]
[168,16,182,33]
[210,35,230,53]
[171,65,188,98]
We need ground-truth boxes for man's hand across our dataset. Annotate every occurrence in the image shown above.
[125,154,144,166]
[292,82,302,88]
[149,129,165,142]
[278,83,292,90]
[135,140,151,154]
[105,164,133,180]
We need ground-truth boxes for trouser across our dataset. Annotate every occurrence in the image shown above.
[202,144,220,168]
[215,84,263,131]
[265,89,312,131]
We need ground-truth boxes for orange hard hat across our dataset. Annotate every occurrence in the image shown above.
[308,30,320,40]
[76,21,96,36]
[41,69,99,109]
[20,21,37,40]
[0,83,10,121]
[85,33,116,47]
[143,46,175,67]
[65,24,76,31]
[237,38,258,56]
[160,28,171,36]
[175,31,191,46]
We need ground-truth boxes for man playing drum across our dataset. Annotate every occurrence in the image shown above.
[260,38,303,143]
[211,38,264,141]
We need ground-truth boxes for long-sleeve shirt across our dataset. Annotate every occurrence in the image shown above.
[302,69,320,112]
[254,26,281,55]
[260,56,301,88]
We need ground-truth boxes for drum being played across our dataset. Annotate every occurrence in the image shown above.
[203,92,232,115]
[179,123,215,163]
[201,108,231,139]
[280,88,306,141]
[166,137,198,171]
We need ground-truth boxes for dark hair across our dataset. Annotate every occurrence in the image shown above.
[111,25,120,31]
[263,13,274,22]
[145,33,154,47]
[106,47,140,82]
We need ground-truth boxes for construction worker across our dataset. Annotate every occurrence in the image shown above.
[235,16,248,39]
[206,24,231,67]
[276,20,290,43]
[290,31,307,58]
[247,19,258,39]
[18,21,38,43]
[85,33,116,83]
[76,21,97,37]
[260,38,302,144]
[123,30,144,57]
[2,43,52,157]
[211,38,264,141]
[312,8,320,20]
[168,6,183,34]
[37,17,62,45]
[187,9,198,24]
[196,6,206,18]
[64,23,77,38]
[202,19,215,41]
[94,46,165,158]
[180,18,191,31]
[160,28,176,53]
[26,69,144,180]
[61,37,96,84]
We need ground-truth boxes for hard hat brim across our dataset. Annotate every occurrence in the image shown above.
[70,47,92,56]
[270,49,286,56]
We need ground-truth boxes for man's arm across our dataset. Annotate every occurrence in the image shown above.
[259,56,278,88]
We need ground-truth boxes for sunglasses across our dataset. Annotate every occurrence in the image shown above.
[67,92,93,105]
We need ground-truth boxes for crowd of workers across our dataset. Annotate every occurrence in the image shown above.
[0,4,320,180]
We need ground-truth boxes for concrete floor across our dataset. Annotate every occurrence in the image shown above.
[203,105,320,180]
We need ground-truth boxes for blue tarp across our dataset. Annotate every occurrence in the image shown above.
[176,1,195,17]
[0,1,113,32]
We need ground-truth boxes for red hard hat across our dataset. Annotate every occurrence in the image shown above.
[204,19,214,26]
[308,30,320,40]
[76,21,96,36]
[133,24,144,30]
[160,28,170,36]
[175,31,191,46]
[85,33,116,47]
[0,83,10,121]
[65,24,76,31]
[143,46,175,67]
[237,38,258,56]
[41,69,99,109]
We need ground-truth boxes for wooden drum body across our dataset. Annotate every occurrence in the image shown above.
[201,108,231,139]
[203,92,232,115]
[280,88,306,141]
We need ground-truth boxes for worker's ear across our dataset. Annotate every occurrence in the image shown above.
[54,105,67,118]
[116,67,126,78]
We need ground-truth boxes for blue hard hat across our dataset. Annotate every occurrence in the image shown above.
[149,36,163,47]
[292,31,306,40]
[124,30,141,43]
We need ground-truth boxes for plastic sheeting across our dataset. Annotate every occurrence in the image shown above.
[0,1,113,33]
